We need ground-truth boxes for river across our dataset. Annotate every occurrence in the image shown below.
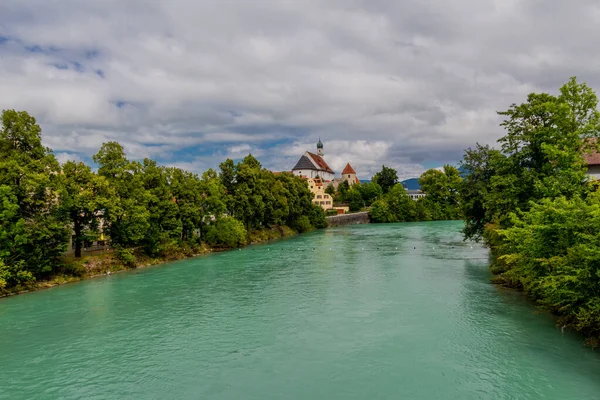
[1,221,600,399]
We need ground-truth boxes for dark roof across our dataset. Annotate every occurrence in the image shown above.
[342,163,356,175]
[292,155,316,171]
[306,152,334,174]
[406,189,423,194]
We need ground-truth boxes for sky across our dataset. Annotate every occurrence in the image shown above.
[1,0,600,180]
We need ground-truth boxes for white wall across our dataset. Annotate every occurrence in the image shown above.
[587,165,600,180]
[293,169,334,181]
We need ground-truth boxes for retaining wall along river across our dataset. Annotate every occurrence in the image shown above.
[326,211,370,227]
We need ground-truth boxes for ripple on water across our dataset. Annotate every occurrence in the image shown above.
[1,221,600,400]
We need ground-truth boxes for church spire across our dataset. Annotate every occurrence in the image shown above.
[317,138,323,156]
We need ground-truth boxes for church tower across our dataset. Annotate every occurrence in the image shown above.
[317,138,323,156]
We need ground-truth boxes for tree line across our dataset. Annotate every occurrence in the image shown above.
[457,77,600,346]
[0,110,326,290]
[324,163,462,222]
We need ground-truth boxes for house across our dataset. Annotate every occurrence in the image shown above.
[406,189,426,201]
[584,148,600,180]
[290,139,359,211]
[305,177,333,209]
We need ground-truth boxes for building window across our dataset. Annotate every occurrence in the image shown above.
[326,201,330,205]
[348,175,351,178]
[320,201,325,205]
[317,195,322,199]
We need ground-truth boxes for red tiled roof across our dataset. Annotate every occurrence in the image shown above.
[306,152,334,174]
[584,138,600,166]
[585,151,600,166]
[342,163,356,175]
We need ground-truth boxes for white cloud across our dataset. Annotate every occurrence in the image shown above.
[1,0,599,179]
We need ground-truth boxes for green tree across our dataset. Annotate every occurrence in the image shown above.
[386,184,416,222]
[0,110,68,280]
[372,165,398,194]
[93,142,150,247]
[205,217,247,248]
[418,165,462,220]
[347,187,364,211]
[60,161,113,258]
[369,199,392,223]
[325,184,336,200]
[357,181,383,206]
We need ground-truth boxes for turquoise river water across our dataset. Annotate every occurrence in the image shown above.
[1,221,600,399]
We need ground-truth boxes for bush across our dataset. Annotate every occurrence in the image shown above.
[308,205,327,229]
[369,200,392,223]
[114,247,137,267]
[294,216,313,233]
[0,260,35,289]
[205,217,247,248]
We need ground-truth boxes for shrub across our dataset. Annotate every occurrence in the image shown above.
[294,216,313,233]
[0,260,35,289]
[114,247,137,267]
[205,217,247,248]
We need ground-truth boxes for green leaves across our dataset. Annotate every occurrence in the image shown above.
[460,77,600,344]
[372,165,398,194]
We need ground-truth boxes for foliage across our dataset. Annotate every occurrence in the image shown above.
[368,167,461,224]
[499,195,600,344]
[418,165,462,220]
[357,181,383,206]
[294,216,313,233]
[0,110,69,284]
[460,77,600,241]
[458,77,600,345]
[205,217,247,248]
[0,110,328,290]
[60,161,113,258]
[372,165,398,194]
[347,187,364,211]
[325,184,336,199]
[114,247,137,268]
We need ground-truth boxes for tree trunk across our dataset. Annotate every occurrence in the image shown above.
[74,219,82,258]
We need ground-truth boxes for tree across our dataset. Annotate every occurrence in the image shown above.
[205,217,247,248]
[357,181,382,206]
[93,142,149,247]
[369,199,392,223]
[386,184,416,221]
[347,187,364,211]
[325,184,336,199]
[60,161,113,258]
[418,165,462,220]
[459,77,600,241]
[459,145,506,240]
[372,165,398,194]
[0,110,68,279]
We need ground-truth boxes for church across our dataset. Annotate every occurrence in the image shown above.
[291,139,335,181]
[291,140,359,210]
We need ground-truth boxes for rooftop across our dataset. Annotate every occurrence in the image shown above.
[342,163,357,175]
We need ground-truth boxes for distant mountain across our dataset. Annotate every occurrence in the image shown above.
[401,178,420,190]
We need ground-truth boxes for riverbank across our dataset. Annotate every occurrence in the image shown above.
[0,225,299,298]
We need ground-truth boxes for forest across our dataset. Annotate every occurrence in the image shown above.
[0,110,326,291]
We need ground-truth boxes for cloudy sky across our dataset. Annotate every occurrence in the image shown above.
[1,0,600,179]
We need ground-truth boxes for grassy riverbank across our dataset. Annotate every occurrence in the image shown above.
[0,225,297,298]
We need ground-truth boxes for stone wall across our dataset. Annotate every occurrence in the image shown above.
[326,211,370,227]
